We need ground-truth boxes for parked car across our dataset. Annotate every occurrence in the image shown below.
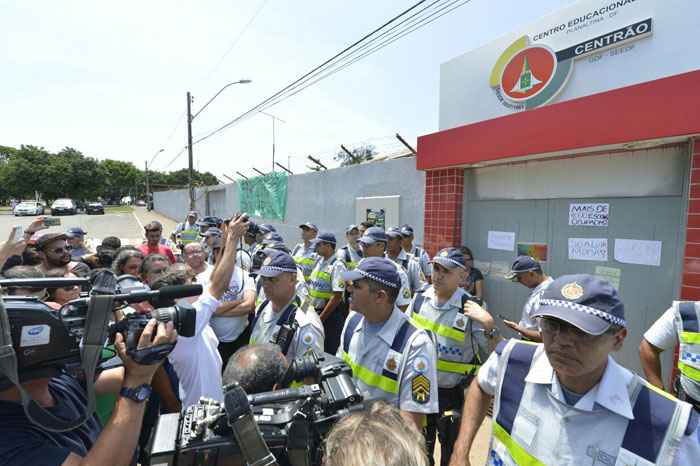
[86,201,105,215]
[51,198,77,215]
[13,201,44,216]
[135,199,146,206]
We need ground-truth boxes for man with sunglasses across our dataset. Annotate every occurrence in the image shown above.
[339,257,439,431]
[502,255,553,342]
[35,233,89,277]
[249,249,324,360]
[449,274,700,466]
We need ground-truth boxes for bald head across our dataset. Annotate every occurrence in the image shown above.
[223,344,289,394]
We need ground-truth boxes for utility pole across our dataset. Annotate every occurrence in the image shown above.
[260,111,286,172]
[186,91,195,210]
[145,161,150,204]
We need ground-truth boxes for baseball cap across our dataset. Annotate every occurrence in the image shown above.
[342,257,400,289]
[66,227,87,237]
[504,255,543,281]
[531,274,626,335]
[257,249,298,278]
[35,233,68,251]
[431,247,466,270]
[187,210,198,217]
[314,231,336,245]
[358,226,387,245]
[385,227,403,239]
[98,236,121,251]
[345,224,359,233]
[258,224,276,234]
[261,232,284,244]
[399,225,414,237]
[203,227,223,237]
[299,222,318,231]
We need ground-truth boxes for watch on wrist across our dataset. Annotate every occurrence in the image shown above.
[119,384,152,403]
[484,327,500,339]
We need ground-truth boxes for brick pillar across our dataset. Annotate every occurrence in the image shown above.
[423,168,465,257]
[682,138,700,300]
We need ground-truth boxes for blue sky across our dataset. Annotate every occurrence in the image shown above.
[1,0,574,178]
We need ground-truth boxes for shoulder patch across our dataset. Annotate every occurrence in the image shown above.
[413,355,429,374]
[302,332,315,347]
[384,350,402,373]
[403,287,411,299]
[411,374,431,404]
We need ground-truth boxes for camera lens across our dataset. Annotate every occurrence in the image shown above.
[152,303,196,337]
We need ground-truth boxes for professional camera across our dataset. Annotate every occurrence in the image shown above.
[147,352,365,466]
[0,270,202,431]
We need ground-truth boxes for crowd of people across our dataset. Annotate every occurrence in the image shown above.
[0,209,698,466]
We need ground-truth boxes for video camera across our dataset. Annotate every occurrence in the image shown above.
[0,270,203,431]
[147,352,365,466]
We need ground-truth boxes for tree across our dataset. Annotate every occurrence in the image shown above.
[334,144,376,167]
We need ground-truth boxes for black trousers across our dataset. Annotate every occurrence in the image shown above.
[218,323,253,372]
[425,383,467,466]
[318,301,348,355]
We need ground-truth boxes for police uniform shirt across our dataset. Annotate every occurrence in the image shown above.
[250,298,324,360]
[411,245,432,278]
[309,256,347,310]
[519,276,554,330]
[255,269,310,308]
[408,286,489,388]
[388,249,425,294]
[477,342,700,466]
[338,308,439,414]
[336,244,362,269]
[291,243,319,279]
[645,304,700,401]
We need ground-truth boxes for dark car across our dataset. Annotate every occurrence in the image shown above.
[50,198,77,215]
[86,202,105,215]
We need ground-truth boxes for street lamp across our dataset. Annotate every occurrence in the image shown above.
[146,148,164,210]
[187,79,252,209]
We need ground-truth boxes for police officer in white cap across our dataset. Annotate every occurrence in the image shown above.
[291,222,319,282]
[502,255,553,342]
[357,227,412,311]
[409,247,497,466]
[249,249,324,360]
[387,227,425,295]
[449,274,700,466]
[401,224,432,283]
[337,224,363,270]
[640,301,700,411]
[339,257,439,430]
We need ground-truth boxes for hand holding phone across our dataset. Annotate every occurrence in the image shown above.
[13,225,24,242]
[44,216,61,227]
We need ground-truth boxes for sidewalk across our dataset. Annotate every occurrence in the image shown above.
[434,417,490,465]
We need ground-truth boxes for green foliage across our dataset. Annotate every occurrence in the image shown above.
[333,144,376,167]
[0,144,219,202]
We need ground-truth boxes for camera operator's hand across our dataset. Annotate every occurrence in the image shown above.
[115,319,177,387]
[0,227,27,270]
[227,212,249,243]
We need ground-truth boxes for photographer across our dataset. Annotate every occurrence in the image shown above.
[159,214,250,408]
[223,344,289,394]
[0,319,177,466]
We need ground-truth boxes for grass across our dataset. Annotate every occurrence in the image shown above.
[105,205,134,213]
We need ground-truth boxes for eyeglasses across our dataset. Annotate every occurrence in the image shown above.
[538,317,602,343]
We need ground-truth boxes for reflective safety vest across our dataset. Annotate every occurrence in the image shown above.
[292,244,317,281]
[341,313,417,395]
[410,290,481,383]
[178,224,199,245]
[675,302,700,385]
[308,257,337,305]
[490,340,697,466]
[339,245,361,270]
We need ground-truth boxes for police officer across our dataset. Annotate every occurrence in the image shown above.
[640,301,700,410]
[337,224,363,270]
[339,257,439,430]
[408,248,495,466]
[357,227,412,311]
[449,274,700,466]
[401,224,432,283]
[308,232,347,354]
[250,249,324,360]
[171,210,200,246]
[502,255,553,342]
[252,237,309,310]
[66,227,91,260]
[387,227,425,294]
[291,222,319,282]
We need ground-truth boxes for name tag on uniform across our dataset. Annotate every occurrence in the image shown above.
[384,350,403,374]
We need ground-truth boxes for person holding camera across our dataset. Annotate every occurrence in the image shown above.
[0,317,177,466]
[407,248,499,466]
[339,257,439,431]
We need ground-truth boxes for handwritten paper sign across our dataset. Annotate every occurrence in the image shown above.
[488,231,515,251]
[614,239,662,267]
[568,238,608,261]
[569,203,609,227]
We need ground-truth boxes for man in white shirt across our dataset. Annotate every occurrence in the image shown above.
[502,255,553,342]
[160,215,250,408]
[183,242,213,286]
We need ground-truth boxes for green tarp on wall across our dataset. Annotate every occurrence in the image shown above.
[237,172,288,220]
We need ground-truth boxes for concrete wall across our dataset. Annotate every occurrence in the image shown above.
[154,156,426,246]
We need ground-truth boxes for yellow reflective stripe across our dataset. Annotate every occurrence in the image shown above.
[410,313,464,342]
[437,359,480,375]
[678,361,700,382]
[342,352,398,394]
[311,271,332,281]
[309,289,333,299]
[294,257,316,266]
[492,421,547,466]
[680,331,700,345]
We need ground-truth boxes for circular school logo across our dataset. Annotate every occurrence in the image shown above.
[500,46,557,102]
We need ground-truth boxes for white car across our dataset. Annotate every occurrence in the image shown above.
[13,201,44,216]
[51,198,77,216]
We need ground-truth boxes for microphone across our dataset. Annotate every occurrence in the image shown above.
[114,284,203,305]
[246,385,321,406]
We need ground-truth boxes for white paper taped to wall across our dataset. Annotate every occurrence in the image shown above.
[488,231,515,251]
[614,239,662,267]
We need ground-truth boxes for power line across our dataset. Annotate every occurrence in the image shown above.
[191,0,440,145]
